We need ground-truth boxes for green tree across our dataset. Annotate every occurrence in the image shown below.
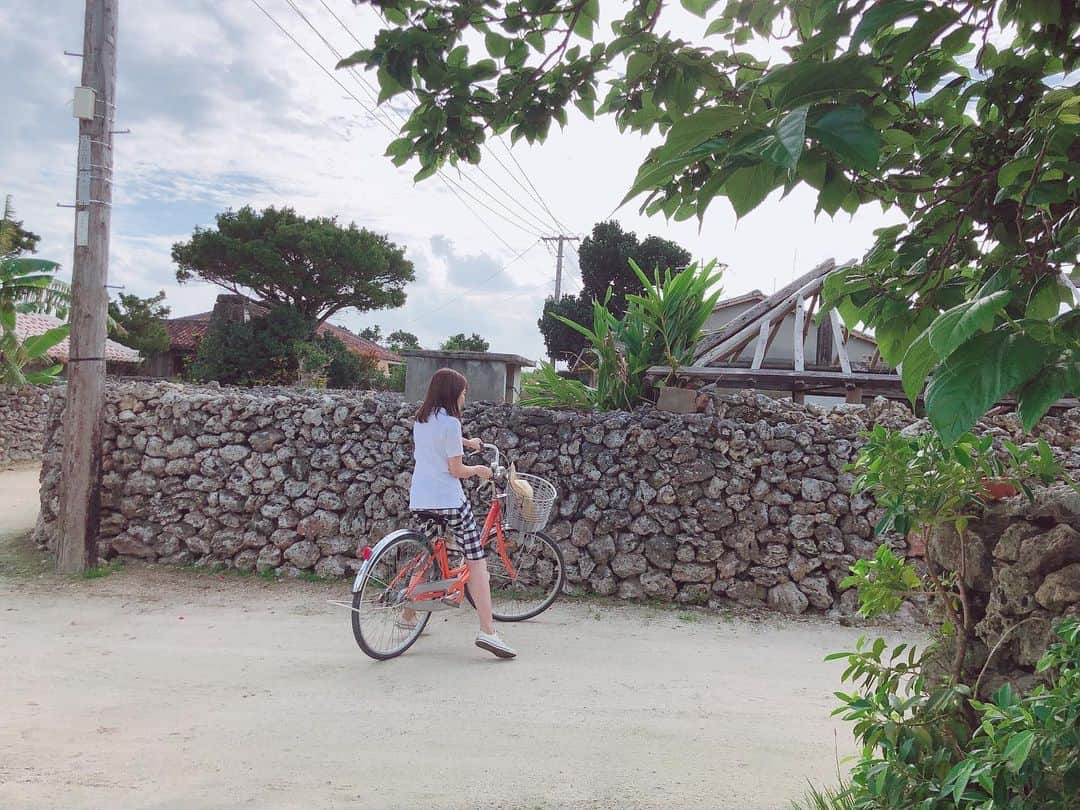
[358,325,383,343]
[387,329,420,351]
[341,0,1078,440]
[538,220,693,359]
[172,206,415,328]
[577,221,692,315]
[537,294,593,360]
[441,332,490,351]
[188,306,315,386]
[108,291,171,358]
[0,195,41,259]
[0,197,68,385]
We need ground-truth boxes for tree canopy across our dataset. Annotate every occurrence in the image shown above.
[442,332,490,351]
[342,0,1078,440]
[538,220,692,359]
[172,206,415,328]
[109,291,171,358]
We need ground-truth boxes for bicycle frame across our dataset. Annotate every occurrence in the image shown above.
[392,493,519,609]
[352,444,519,605]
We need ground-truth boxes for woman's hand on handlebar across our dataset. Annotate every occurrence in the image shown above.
[463,437,483,452]
[474,465,493,481]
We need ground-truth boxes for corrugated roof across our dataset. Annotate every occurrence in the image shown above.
[14,312,142,363]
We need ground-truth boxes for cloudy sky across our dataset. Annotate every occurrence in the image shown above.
[2,0,903,360]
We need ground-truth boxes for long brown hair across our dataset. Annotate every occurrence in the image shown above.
[416,368,468,422]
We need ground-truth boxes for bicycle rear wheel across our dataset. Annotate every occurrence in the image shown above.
[468,529,565,621]
[352,532,436,660]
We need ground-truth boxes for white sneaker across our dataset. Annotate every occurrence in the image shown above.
[475,631,517,659]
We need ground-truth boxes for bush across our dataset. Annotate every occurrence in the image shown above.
[521,259,722,410]
[819,619,1080,808]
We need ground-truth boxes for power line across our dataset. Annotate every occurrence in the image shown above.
[278,0,547,243]
[323,0,569,236]
[253,0,521,255]
[495,136,571,233]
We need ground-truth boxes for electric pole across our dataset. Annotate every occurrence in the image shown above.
[57,0,118,573]
[541,234,580,301]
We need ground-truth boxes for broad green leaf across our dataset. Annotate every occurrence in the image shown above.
[1003,729,1036,771]
[925,329,1051,445]
[882,128,916,150]
[901,330,936,404]
[19,324,69,359]
[1017,356,1079,430]
[1027,276,1065,320]
[659,107,742,160]
[770,106,809,169]
[850,0,926,49]
[809,107,881,173]
[680,0,719,18]
[724,162,779,218]
[766,57,880,109]
[926,290,1012,361]
[998,157,1036,189]
[484,32,511,59]
[816,166,849,216]
[891,7,959,70]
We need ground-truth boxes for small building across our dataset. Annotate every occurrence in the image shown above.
[149,295,401,378]
[402,350,535,404]
[13,312,142,373]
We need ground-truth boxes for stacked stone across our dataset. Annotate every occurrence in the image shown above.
[32,381,1080,619]
[0,384,55,466]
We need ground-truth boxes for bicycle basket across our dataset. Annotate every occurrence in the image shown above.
[505,472,557,533]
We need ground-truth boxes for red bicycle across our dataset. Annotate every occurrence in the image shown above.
[346,444,565,660]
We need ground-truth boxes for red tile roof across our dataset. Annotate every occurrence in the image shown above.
[164,309,400,362]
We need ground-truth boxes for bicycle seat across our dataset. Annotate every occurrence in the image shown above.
[414,511,452,530]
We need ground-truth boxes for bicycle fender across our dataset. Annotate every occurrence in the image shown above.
[351,529,426,593]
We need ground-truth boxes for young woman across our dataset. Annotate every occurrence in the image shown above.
[407,368,516,659]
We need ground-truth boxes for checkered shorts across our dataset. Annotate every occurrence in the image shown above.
[412,500,484,561]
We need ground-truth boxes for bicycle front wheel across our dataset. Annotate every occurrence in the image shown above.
[469,529,565,621]
[352,531,436,660]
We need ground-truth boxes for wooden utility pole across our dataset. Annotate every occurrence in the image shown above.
[57,0,118,573]
[541,234,580,301]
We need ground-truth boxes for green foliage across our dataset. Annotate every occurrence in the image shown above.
[538,293,594,361]
[789,782,857,810]
[524,260,722,410]
[625,258,724,380]
[0,195,41,259]
[824,619,1080,808]
[359,325,382,343]
[441,332,489,352]
[387,329,421,351]
[172,206,415,326]
[188,305,393,390]
[343,0,1078,441]
[386,362,406,392]
[538,221,693,360]
[0,203,70,385]
[108,290,171,358]
[851,426,1065,539]
[187,306,315,386]
[520,361,597,409]
[840,544,922,620]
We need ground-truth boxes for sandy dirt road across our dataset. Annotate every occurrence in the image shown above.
[0,466,911,810]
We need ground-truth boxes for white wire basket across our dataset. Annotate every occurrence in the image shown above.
[505,472,557,533]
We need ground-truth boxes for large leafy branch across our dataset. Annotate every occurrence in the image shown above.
[341,0,1077,440]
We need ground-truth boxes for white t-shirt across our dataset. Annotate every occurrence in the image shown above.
[409,408,466,510]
